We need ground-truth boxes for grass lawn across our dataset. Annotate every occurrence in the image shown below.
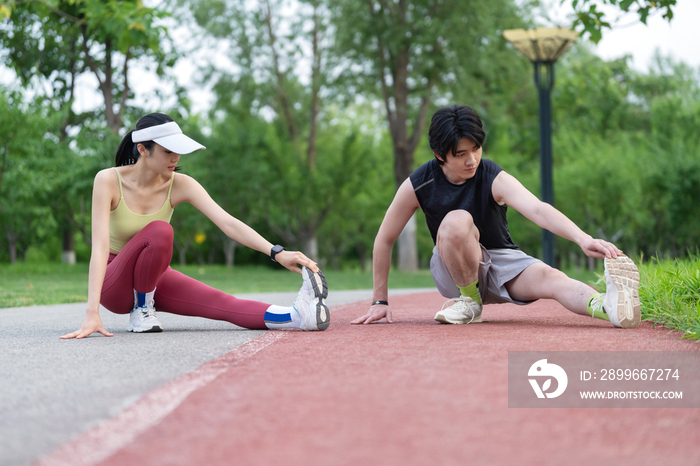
[0,262,438,308]
[638,255,700,340]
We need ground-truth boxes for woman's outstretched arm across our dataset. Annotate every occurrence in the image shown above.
[173,173,319,274]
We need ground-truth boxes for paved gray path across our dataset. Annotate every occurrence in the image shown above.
[0,288,432,466]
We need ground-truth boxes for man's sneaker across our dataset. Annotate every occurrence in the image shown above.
[127,304,163,333]
[434,296,483,324]
[603,255,641,329]
[294,266,330,331]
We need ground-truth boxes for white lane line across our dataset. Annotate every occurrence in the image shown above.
[34,331,287,466]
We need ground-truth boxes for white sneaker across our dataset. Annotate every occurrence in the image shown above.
[434,296,483,324]
[602,255,641,329]
[294,266,330,331]
[127,304,163,333]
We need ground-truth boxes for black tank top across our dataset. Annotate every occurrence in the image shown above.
[409,158,518,250]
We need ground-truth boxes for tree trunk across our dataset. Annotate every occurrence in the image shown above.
[224,239,237,268]
[372,7,433,272]
[61,226,76,265]
[303,235,319,262]
[7,229,17,264]
[307,0,321,168]
[262,0,298,145]
[397,214,419,272]
[330,248,340,271]
[356,243,367,272]
[178,245,189,266]
[587,256,596,271]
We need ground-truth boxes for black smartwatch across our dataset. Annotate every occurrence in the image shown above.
[270,244,285,262]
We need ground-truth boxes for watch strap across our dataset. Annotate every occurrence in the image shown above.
[270,245,285,262]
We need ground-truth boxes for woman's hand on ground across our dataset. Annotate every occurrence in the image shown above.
[60,313,114,339]
[351,304,393,325]
[275,250,320,274]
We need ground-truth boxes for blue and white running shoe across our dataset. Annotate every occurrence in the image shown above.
[294,266,330,331]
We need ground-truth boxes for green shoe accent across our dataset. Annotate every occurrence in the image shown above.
[588,293,610,321]
[457,280,482,306]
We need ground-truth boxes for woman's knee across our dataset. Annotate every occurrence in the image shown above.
[138,221,173,256]
[143,220,173,236]
[142,220,173,242]
[437,210,480,245]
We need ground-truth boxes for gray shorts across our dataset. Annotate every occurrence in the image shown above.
[430,245,541,305]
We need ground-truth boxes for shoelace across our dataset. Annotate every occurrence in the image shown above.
[441,297,479,324]
[589,294,605,317]
[138,305,156,320]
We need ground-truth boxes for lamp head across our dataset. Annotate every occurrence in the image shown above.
[503,27,578,63]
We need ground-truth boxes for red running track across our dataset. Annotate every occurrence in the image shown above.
[38,292,700,466]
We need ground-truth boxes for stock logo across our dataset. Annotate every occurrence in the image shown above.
[528,359,568,399]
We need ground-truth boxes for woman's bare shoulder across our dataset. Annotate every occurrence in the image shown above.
[95,167,117,179]
[172,172,205,192]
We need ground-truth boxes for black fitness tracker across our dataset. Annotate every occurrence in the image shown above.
[270,244,285,262]
[372,300,389,306]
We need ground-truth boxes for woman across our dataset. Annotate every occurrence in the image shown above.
[61,113,329,339]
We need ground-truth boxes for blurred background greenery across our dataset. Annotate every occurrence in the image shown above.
[0,0,695,273]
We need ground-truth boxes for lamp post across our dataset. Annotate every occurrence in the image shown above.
[503,27,577,267]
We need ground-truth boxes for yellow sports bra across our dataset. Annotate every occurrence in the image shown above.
[109,168,175,253]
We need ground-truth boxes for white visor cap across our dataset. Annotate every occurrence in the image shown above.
[131,121,205,155]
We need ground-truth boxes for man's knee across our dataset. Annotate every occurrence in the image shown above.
[437,210,480,246]
[513,263,570,298]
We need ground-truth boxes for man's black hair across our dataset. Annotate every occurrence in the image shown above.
[428,105,487,165]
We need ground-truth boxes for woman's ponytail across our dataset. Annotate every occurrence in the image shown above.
[115,130,138,167]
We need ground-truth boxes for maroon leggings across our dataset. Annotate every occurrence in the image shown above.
[100,221,269,329]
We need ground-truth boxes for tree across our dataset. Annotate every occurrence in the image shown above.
[569,0,676,43]
[183,0,370,262]
[0,0,175,262]
[500,48,700,263]
[332,0,529,270]
[0,90,63,263]
[0,0,173,133]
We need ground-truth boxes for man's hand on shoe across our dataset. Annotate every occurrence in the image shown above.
[579,236,622,259]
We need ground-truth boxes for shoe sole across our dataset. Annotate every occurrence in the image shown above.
[605,255,641,329]
[306,267,330,331]
[127,325,163,333]
[434,314,483,324]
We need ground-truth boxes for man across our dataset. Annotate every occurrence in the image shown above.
[352,105,640,328]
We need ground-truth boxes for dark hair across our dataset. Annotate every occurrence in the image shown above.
[115,113,175,167]
[428,105,487,165]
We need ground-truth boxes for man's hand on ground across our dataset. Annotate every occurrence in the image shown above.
[351,304,393,325]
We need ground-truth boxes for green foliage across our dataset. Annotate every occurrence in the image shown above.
[555,47,638,136]
[331,0,533,181]
[0,0,180,266]
[1,0,698,274]
[487,45,700,265]
[0,0,173,119]
[317,114,397,270]
[569,0,676,43]
[181,0,391,262]
[0,91,61,262]
[639,254,700,340]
